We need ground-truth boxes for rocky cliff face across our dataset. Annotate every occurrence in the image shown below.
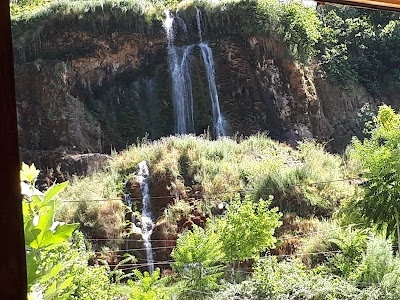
[14,9,383,173]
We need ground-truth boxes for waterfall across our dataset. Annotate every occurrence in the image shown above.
[164,10,195,134]
[196,8,203,42]
[137,160,155,274]
[196,9,226,137]
[199,43,226,137]
[164,9,227,137]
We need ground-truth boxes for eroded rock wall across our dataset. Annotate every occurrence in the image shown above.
[14,12,382,173]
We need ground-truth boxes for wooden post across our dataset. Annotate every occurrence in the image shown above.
[0,2,27,300]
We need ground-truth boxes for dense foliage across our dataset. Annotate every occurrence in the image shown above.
[12,0,400,296]
[350,105,400,249]
[171,225,225,299]
[21,105,400,298]
[22,163,79,299]
[215,196,282,263]
[318,6,400,95]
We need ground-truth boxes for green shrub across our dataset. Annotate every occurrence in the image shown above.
[171,225,225,299]
[127,268,170,300]
[327,226,368,278]
[318,5,400,95]
[215,196,282,263]
[356,235,396,284]
[22,163,79,300]
[163,200,191,222]
[55,232,128,300]
[256,257,362,299]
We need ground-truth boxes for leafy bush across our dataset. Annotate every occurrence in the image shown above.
[256,0,321,62]
[52,232,128,300]
[350,105,400,248]
[356,235,396,284]
[127,268,170,300]
[327,226,368,278]
[171,225,225,299]
[163,200,192,222]
[215,196,282,263]
[22,163,79,300]
[253,256,363,299]
[318,5,400,95]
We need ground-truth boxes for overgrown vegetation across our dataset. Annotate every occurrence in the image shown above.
[23,104,400,299]
[59,134,352,235]
[11,0,320,63]
[14,0,400,297]
[317,5,400,95]
[349,105,400,250]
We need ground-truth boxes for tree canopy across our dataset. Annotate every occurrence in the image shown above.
[351,105,400,250]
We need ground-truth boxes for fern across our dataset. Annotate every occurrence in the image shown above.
[357,235,395,283]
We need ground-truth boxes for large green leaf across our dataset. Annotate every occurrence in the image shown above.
[43,181,68,205]
[40,261,69,284]
[39,223,79,249]
[24,220,41,248]
[30,205,55,249]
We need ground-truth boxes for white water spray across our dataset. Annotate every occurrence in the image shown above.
[164,10,195,134]
[199,43,226,137]
[196,9,226,137]
[137,161,154,274]
[164,9,227,136]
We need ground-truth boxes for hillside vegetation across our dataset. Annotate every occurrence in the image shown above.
[11,0,320,63]
[59,134,353,227]
[22,106,400,299]
[12,0,400,298]
[11,0,400,94]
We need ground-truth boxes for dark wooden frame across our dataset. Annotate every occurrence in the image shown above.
[1,0,400,299]
[0,2,27,300]
[321,0,400,11]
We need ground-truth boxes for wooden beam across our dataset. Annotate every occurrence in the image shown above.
[0,2,27,300]
[320,0,400,11]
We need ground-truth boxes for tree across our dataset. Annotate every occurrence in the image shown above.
[351,104,400,252]
[171,225,225,299]
[215,195,282,263]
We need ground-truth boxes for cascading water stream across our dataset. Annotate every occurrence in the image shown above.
[137,161,155,274]
[164,9,227,136]
[164,10,195,134]
[196,9,227,137]
[199,43,226,137]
